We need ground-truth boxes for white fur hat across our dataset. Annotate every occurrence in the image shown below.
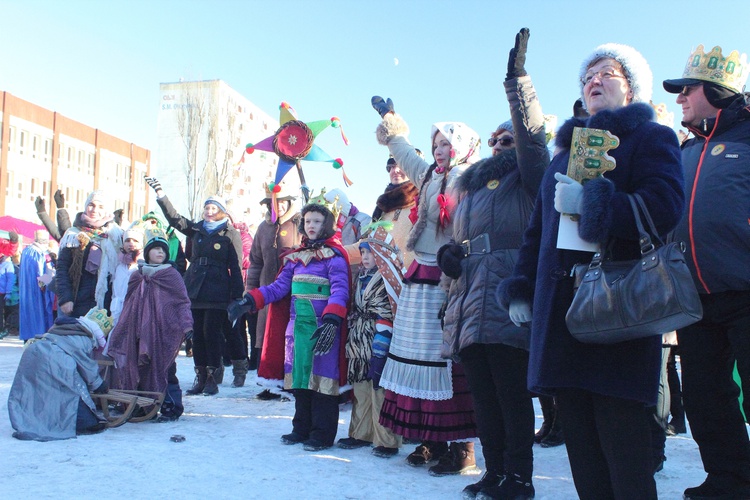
[579,43,653,109]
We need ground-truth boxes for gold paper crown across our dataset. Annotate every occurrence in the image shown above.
[649,101,675,129]
[682,45,748,93]
[85,308,114,337]
[305,188,342,222]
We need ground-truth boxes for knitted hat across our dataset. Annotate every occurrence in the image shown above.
[122,220,145,244]
[431,122,481,167]
[663,45,748,95]
[143,227,169,263]
[204,195,227,214]
[495,119,514,135]
[85,190,110,211]
[579,43,653,109]
[358,241,371,251]
[34,230,50,245]
[260,179,297,205]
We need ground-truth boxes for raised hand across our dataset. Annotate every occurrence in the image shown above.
[53,189,65,209]
[144,176,163,194]
[506,28,530,80]
[371,96,394,118]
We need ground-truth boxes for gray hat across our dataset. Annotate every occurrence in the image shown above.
[495,119,514,135]
[579,43,653,110]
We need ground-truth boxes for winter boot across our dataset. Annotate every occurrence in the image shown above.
[406,441,449,466]
[203,366,219,396]
[540,411,564,448]
[428,442,479,476]
[231,359,248,388]
[477,473,535,500]
[534,396,554,443]
[213,364,225,385]
[248,347,260,371]
[462,470,504,499]
[185,366,207,395]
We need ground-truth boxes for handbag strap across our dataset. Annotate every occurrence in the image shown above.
[628,194,664,256]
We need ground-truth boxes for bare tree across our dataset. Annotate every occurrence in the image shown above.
[176,83,210,220]
[205,96,243,201]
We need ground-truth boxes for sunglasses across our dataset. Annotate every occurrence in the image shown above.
[488,136,514,148]
[680,85,700,97]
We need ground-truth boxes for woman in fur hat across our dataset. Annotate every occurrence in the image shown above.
[145,178,245,395]
[499,43,684,499]
[370,96,479,475]
[438,28,547,499]
[56,190,123,318]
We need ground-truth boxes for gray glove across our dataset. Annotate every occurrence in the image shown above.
[53,189,65,209]
[506,28,529,80]
[311,315,341,355]
[371,96,394,118]
[144,176,162,194]
[509,300,532,327]
[34,196,46,213]
[554,173,584,215]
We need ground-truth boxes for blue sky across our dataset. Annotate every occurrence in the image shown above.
[1,0,746,214]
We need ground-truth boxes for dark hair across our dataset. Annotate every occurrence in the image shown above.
[298,204,336,241]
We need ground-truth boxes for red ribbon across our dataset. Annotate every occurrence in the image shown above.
[437,194,451,228]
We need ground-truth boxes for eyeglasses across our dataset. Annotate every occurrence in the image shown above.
[488,136,514,148]
[581,67,627,86]
[680,85,700,97]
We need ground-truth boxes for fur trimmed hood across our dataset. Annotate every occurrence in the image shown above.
[456,150,518,195]
[374,182,418,214]
[555,102,655,150]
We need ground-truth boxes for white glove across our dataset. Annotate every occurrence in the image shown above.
[554,173,584,214]
[509,300,532,327]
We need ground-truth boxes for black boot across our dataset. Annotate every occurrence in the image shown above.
[534,396,554,444]
[185,366,206,395]
[462,470,504,499]
[203,366,219,396]
[231,359,248,388]
[249,347,260,371]
[477,473,535,500]
[213,364,224,385]
[540,409,564,448]
[428,442,479,476]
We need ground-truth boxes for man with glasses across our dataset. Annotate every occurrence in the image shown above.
[663,45,750,500]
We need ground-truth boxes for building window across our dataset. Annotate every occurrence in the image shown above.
[17,182,23,198]
[7,126,15,152]
[43,181,48,197]
[19,130,27,154]
[88,153,94,175]
[32,135,40,159]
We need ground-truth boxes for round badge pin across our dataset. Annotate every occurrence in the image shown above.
[487,179,500,190]
[214,243,221,250]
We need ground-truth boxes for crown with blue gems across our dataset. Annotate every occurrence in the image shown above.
[681,45,748,93]
[304,188,342,221]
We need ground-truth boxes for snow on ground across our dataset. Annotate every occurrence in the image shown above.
[0,337,713,499]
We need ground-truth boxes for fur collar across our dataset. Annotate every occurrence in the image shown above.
[456,151,518,194]
[375,182,418,213]
[555,102,655,150]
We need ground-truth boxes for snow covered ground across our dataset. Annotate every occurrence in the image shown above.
[0,336,715,499]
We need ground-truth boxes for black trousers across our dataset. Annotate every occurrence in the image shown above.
[556,388,657,500]
[460,343,534,478]
[678,290,750,488]
[291,389,339,445]
[191,309,245,367]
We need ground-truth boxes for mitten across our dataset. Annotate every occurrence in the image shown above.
[311,315,341,355]
[93,379,108,394]
[53,189,65,209]
[367,355,388,388]
[371,96,395,118]
[34,196,46,213]
[437,243,464,279]
[554,173,584,214]
[144,176,163,194]
[371,329,392,359]
[509,300,532,327]
[506,28,530,80]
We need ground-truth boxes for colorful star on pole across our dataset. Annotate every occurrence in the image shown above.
[237,102,351,204]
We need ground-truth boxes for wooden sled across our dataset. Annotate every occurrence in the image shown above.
[91,359,166,427]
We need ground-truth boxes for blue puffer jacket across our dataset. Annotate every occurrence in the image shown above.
[0,257,15,295]
[674,93,750,294]
[500,103,685,405]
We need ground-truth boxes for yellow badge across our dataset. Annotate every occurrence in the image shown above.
[214,243,221,250]
[280,230,288,237]
[487,179,500,190]
[711,144,725,156]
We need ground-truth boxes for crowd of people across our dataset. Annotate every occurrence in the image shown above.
[3,28,749,500]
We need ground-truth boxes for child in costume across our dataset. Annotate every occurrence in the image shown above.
[240,191,350,451]
[106,228,193,422]
[337,239,402,458]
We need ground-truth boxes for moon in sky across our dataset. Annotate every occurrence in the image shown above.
[394,57,399,66]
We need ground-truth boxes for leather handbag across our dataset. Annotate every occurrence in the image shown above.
[566,194,703,344]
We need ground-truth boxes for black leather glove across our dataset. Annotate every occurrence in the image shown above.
[113,209,124,226]
[437,243,464,279]
[228,293,256,326]
[144,176,162,193]
[93,379,109,394]
[34,196,46,213]
[53,189,65,209]
[311,315,341,355]
[371,96,394,118]
[506,28,530,80]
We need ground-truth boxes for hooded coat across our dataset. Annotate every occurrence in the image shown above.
[500,103,685,405]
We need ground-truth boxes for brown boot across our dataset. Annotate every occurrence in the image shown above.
[185,366,206,395]
[213,365,225,385]
[231,359,248,388]
[428,442,479,476]
[203,366,219,396]
[406,441,449,466]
